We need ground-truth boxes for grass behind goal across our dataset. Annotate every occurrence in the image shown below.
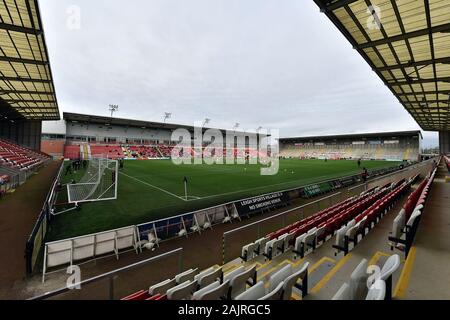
[48,159,399,241]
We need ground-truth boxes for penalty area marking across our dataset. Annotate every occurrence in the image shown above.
[119,172,197,202]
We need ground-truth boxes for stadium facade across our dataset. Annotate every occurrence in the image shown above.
[280,131,422,162]
[41,112,264,159]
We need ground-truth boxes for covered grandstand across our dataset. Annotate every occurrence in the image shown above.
[0,0,64,301]
[0,0,60,188]
[41,112,263,160]
[313,0,450,153]
[280,131,422,161]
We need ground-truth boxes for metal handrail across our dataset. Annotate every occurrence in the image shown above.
[30,247,183,300]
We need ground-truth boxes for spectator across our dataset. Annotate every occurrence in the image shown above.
[362,167,368,182]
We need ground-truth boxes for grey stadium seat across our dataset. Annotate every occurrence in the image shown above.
[234,281,265,300]
[349,258,368,300]
[167,280,198,300]
[149,278,177,296]
[366,280,386,300]
[195,266,223,289]
[227,265,257,299]
[175,268,199,284]
[254,238,267,255]
[259,282,284,300]
[282,261,309,299]
[378,254,401,300]
[192,280,230,300]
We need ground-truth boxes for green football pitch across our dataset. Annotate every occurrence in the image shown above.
[48,159,400,241]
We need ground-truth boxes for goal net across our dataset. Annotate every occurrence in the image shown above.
[67,156,118,204]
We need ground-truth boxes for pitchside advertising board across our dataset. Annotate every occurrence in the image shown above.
[234,192,290,215]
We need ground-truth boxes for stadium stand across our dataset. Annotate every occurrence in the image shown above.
[121,261,310,301]
[331,255,400,300]
[280,131,421,161]
[237,177,411,262]
[0,139,50,171]
[127,146,160,159]
[332,178,413,256]
[90,145,124,159]
[389,165,439,257]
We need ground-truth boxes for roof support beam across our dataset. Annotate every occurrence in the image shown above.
[314,0,359,12]
[356,23,450,49]
[0,89,54,95]
[0,22,42,35]
[377,57,450,72]
[0,56,48,66]
[4,99,56,104]
[0,76,52,84]
[388,77,450,86]
[397,91,450,97]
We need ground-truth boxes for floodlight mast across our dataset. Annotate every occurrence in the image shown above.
[109,104,119,118]
[203,118,211,127]
[164,112,172,123]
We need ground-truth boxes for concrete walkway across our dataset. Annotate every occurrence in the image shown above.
[403,161,450,300]
[0,161,61,299]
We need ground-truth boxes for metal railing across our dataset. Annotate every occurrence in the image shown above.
[222,192,343,264]
[31,248,183,300]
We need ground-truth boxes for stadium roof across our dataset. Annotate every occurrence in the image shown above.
[314,0,450,132]
[279,130,422,142]
[0,0,59,121]
[63,112,260,136]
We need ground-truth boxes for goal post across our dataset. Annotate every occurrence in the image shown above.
[67,156,119,204]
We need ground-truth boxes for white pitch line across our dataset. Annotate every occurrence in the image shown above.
[119,172,188,201]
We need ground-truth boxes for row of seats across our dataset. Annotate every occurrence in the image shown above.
[241,184,393,262]
[333,178,411,256]
[0,139,49,171]
[90,145,124,159]
[332,254,401,300]
[280,144,418,161]
[444,155,450,172]
[122,262,309,301]
[127,146,160,159]
[389,167,437,257]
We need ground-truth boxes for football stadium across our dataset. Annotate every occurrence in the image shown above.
[0,0,450,306]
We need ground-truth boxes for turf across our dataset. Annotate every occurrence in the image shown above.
[47,159,400,241]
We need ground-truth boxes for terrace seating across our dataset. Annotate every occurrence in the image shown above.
[375,254,400,300]
[263,237,285,260]
[389,168,437,257]
[224,265,257,299]
[149,278,177,296]
[0,139,50,171]
[331,255,399,300]
[195,266,223,290]
[121,290,151,301]
[366,280,386,300]
[90,145,124,159]
[175,268,198,284]
[166,280,198,300]
[63,145,81,159]
[126,146,160,159]
[332,180,412,256]
[192,280,230,300]
[240,179,409,262]
[269,262,309,299]
[235,281,283,300]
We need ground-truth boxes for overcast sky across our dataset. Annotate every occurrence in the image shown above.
[39,0,438,147]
